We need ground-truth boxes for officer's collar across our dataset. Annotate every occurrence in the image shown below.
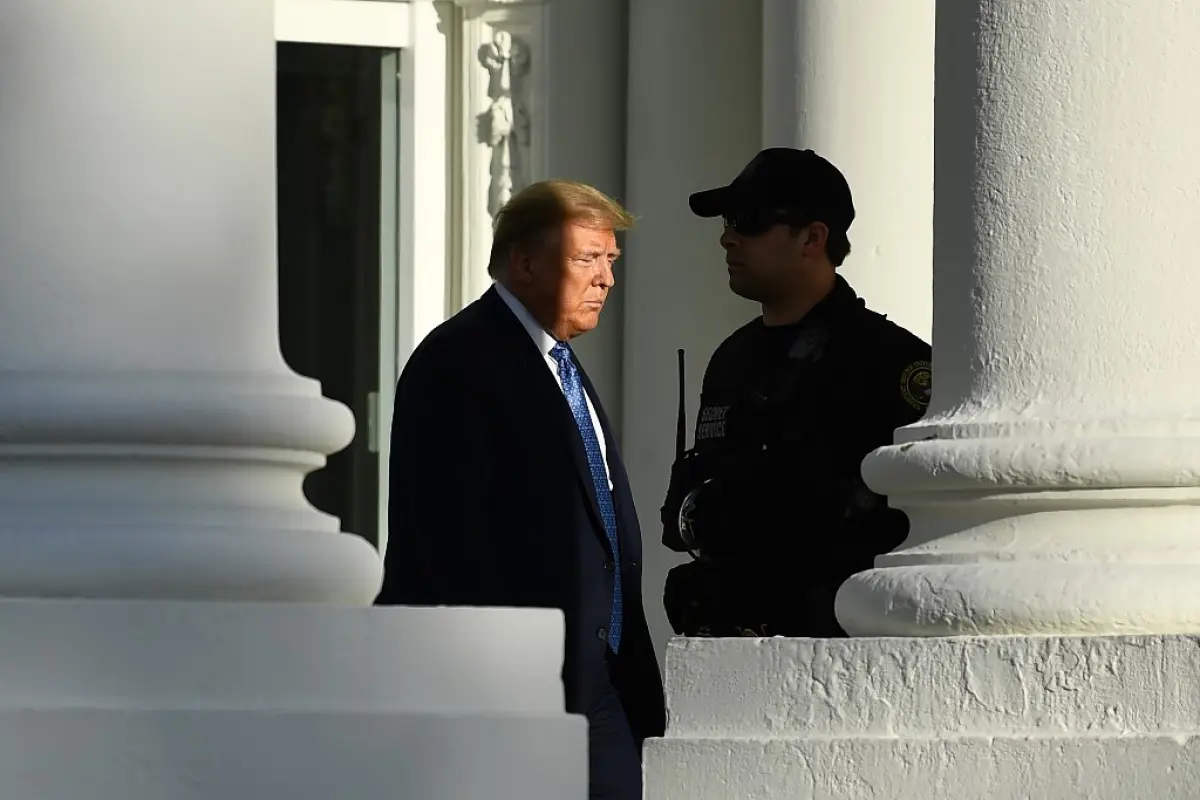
[819,275,863,313]
[771,276,857,329]
[763,277,862,362]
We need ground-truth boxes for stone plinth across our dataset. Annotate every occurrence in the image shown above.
[646,636,1200,799]
[0,602,586,798]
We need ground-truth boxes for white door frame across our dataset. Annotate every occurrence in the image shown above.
[276,0,411,48]
[275,0,425,558]
[273,0,551,557]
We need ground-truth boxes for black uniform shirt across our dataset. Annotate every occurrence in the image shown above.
[671,276,931,635]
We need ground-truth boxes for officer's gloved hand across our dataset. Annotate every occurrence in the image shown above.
[661,449,706,551]
[678,479,735,557]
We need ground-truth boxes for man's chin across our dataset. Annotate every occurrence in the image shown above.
[569,308,603,337]
[727,276,762,302]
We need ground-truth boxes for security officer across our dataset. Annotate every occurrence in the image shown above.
[661,147,931,638]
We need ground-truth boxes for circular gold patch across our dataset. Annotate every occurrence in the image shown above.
[900,360,932,411]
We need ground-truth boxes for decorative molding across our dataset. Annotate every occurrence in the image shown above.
[451,0,550,310]
[478,29,530,217]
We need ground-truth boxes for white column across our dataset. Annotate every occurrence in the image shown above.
[647,2,1200,797]
[398,0,451,359]
[451,0,550,310]
[836,0,1200,639]
[761,0,934,339]
[0,2,585,797]
[0,0,379,603]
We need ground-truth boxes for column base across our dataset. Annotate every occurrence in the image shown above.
[645,635,1200,799]
[0,599,586,799]
[836,425,1200,636]
[0,371,382,604]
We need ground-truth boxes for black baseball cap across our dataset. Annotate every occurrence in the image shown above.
[688,148,855,233]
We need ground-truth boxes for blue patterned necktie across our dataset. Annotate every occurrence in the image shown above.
[550,342,622,653]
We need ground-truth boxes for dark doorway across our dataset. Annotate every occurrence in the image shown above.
[276,42,394,549]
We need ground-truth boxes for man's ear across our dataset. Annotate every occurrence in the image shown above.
[805,221,829,253]
[507,243,535,285]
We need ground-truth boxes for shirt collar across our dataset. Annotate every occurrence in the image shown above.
[494,281,560,358]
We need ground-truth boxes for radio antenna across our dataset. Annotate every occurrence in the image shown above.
[675,349,686,460]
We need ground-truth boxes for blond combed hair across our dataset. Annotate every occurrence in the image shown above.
[488,179,635,276]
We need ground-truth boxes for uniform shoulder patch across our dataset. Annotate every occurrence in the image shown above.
[695,404,730,442]
[899,360,932,411]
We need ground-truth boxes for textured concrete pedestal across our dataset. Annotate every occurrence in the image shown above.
[646,636,1200,799]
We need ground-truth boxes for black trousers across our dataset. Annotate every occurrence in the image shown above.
[586,654,642,800]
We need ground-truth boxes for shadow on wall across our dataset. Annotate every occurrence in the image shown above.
[621,0,764,663]
[544,0,629,437]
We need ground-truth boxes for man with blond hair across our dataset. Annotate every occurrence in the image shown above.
[380,180,665,799]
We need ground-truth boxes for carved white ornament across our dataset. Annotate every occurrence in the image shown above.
[478,29,531,217]
[453,0,548,309]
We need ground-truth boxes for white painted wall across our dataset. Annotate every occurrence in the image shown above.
[623,0,763,660]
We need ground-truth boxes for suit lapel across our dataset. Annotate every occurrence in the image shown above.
[480,289,611,551]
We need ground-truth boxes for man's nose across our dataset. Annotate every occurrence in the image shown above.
[720,230,738,249]
[596,260,615,287]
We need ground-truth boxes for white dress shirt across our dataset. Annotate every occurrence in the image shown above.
[495,282,613,488]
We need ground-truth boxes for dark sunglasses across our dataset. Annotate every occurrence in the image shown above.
[721,209,808,237]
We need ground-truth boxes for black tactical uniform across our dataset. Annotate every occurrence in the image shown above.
[661,148,931,638]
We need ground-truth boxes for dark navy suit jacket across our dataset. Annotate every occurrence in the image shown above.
[377,286,666,745]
